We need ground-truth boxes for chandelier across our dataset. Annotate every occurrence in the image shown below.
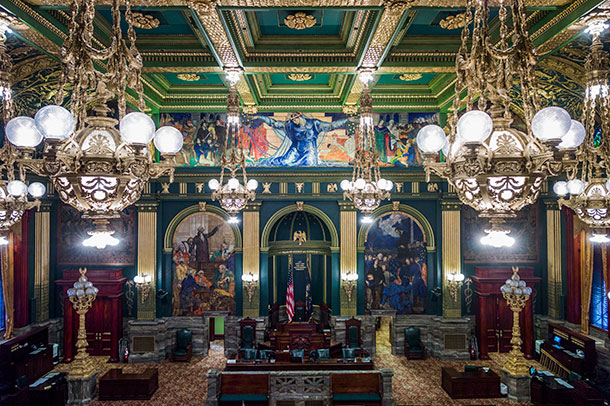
[553,16,610,243]
[4,0,183,248]
[209,69,257,223]
[0,19,46,245]
[341,70,393,218]
[416,0,581,247]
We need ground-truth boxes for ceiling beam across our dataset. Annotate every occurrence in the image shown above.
[27,0,573,6]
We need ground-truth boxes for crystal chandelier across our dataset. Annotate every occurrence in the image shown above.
[341,70,393,218]
[553,16,610,243]
[0,18,46,246]
[209,69,257,223]
[4,0,182,249]
[416,0,581,248]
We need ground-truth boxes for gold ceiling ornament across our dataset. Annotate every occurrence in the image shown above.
[439,13,468,30]
[554,17,610,243]
[284,12,317,30]
[243,104,258,114]
[5,0,182,249]
[131,12,160,29]
[342,104,358,115]
[341,69,393,217]
[398,73,423,82]
[208,68,257,221]
[177,73,201,81]
[416,0,580,248]
[288,73,313,81]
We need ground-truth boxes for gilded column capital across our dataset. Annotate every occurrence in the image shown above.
[136,202,159,212]
[440,201,461,211]
[338,201,356,211]
[244,202,262,212]
[38,201,53,212]
[543,200,560,211]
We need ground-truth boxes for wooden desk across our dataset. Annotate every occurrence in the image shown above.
[28,372,67,406]
[269,322,330,351]
[99,368,158,400]
[530,375,573,406]
[225,360,375,371]
[441,367,501,399]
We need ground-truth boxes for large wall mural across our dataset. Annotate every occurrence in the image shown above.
[57,204,136,266]
[171,212,236,316]
[160,112,438,168]
[364,212,427,315]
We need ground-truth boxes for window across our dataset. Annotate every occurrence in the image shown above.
[590,246,608,331]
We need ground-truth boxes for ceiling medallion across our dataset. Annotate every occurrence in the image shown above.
[288,73,312,81]
[131,13,160,30]
[439,13,468,30]
[399,73,422,82]
[284,12,316,30]
[177,73,201,82]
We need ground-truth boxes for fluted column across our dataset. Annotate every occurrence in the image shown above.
[136,203,158,320]
[442,201,462,318]
[339,202,357,316]
[545,201,562,319]
[34,202,52,322]
[243,203,261,317]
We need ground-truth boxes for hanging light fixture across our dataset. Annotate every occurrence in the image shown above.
[0,15,46,245]
[208,68,257,223]
[341,69,393,218]
[5,0,182,249]
[553,15,610,244]
[416,0,581,248]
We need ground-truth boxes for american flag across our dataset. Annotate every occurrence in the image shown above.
[286,262,295,322]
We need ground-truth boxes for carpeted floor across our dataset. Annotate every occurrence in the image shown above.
[55,341,539,405]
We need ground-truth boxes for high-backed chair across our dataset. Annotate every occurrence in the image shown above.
[404,326,425,360]
[294,300,306,322]
[171,329,192,362]
[268,303,281,330]
[318,303,331,332]
[239,317,257,351]
[345,317,362,352]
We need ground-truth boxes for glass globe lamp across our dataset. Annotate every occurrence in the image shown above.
[5,117,43,148]
[153,126,183,155]
[553,181,568,196]
[27,182,46,198]
[7,180,27,197]
[34,105,75,140]
[457,110,493,144]
[531,106,572,142]
[416,124,447,153]
[558,120,586,149]
[119,112,156,145]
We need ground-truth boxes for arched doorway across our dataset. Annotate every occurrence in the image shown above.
[267,210,333,319]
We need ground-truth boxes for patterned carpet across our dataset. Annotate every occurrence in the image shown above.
[54,341,538,405]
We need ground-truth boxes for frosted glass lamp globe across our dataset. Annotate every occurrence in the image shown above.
[227,178,240,190]
[532,106,572,141]
[553,181,568,196]
[457,110,493,144]
[27,182,46,198]
[6,117,43,148]
[558,120,586,149]
[7,180,27,197]
[416,124,446,153]
[246,179,258,191]
[153,126,183,154]
[354,178,366,190]
[340,179,351,191]
[119,112,156,145]
[567,179,585,195]
[34,105,75,140]
[208,179,220,191]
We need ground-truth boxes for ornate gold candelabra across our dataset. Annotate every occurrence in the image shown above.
[241,272,259,304]
[66,268,98,378]
[341,272,358,303]
[446,272,465,303]
[500,267,532,375]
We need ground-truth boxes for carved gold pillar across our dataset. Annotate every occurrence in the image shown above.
[545,201,562,319]
[339,202,357,316]
[243,203,261,317]
[442,201,462,318]
[136,203,158,320]
[34,202,51,322]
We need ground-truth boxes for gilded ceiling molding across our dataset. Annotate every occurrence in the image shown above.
[27,0,573,4]
[284,12,316,30]
[131,13,160,29]
[142,66,223,73]
[399,73,423,81]
[177,73,201,81]
[439,13,467,30]
[531,0,591,41]
[288,73,313,81]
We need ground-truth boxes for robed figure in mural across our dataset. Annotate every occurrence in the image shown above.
[193,225,220,271]
[252,111,348,166]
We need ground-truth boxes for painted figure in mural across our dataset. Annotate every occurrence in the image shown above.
[374,120,392,163]
[381,276,412,314]
[215,264,235,295]
[251,111,348,166]
[193,225,220,271]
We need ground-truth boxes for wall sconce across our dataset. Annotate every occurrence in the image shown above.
[133,274,152,304]
[341,272,358,303]
[446,272,465,303]
[241,272,259,304]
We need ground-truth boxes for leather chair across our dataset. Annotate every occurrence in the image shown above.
[291,349,305,362]
[239,317,257,349]
[345,317,362,352]
[171,329,192,362]
[294,300,306,322]
[404,326,425,360]
[316,348,330,360]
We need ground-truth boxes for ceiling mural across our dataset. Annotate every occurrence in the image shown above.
[0,1,604,117]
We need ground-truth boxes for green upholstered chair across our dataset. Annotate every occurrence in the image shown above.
[404,326,425,360]
[342,348,356,359]
[345,317,362,353]
[259,350,274,361]
[291,349,305,362]
[317,348,330,360]
[241,325,255,349]
[171,329,192,362]
[243,348,258,360]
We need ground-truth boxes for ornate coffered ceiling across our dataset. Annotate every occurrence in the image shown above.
[0,0,606,113]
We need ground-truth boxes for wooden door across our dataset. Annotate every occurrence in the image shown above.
[497,297,513,353]
[84,298,114,356]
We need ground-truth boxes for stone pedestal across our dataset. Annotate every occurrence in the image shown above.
[501,369,530,402]
[380,368,394,406]
[67,372,98,405]
[206,369,220,406]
